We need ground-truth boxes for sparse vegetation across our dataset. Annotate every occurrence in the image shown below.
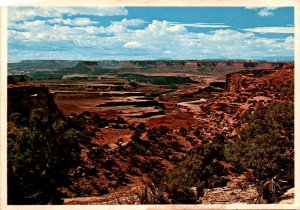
[148,141,226,204]
[224,101,294,203]
[278,80,294,101]
[7,109,83,204]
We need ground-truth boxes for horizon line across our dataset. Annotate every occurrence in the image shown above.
[8,58,295,63]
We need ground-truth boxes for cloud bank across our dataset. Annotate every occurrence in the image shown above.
[8,7,294,62]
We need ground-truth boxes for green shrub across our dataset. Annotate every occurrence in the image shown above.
[278,80,294,101]
[157,142,226,204]
[224,101,294,203]
[225,102,294,181]
[30,108,48,126]
[7,109,82,204]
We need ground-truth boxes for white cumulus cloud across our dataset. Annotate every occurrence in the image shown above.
[285,36,294,50]
[112,18,145,27]
[8,13,294,62]
[245,7,279,17]
[243,27,294,34]
[124,41,142,48]
[8,7,128,22]
[169,22,230,28]
[48,18,98,26]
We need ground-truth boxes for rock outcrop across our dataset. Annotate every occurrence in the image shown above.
[225,63,294,93]
[279,188,294,204]
[225,73,249,92]
[200,174,261,204]
[193,63,294,141]
[64,185,145,205]
[7,82,62,118]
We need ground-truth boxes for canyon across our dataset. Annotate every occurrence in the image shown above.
[7,60,294,204]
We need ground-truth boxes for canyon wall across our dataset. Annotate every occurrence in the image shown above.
[9,60,291,76]
[116,60,288,74]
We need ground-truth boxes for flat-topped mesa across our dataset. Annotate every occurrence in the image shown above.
[225,63,294,93]
[8,80,62,118]
[61,60,106,75]
[76,61,101,68]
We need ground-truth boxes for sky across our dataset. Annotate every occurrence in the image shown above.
[8,6,294,62]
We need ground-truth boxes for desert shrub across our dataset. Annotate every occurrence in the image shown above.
[146,125,171,142]
[113,168,129,184]
[138,159,155,173]
[127,141,146,155]
[206,175,229,189]
[193,130,202,139]
[158,125,170,134]
[7,109,83,204]
[169,140,185,153]
[102,159,116,170]
[91,113,108,128]
[278,80,294,101]
[179,127,187,137]
[9,112,28,125]
[88,147,105,162]
[224,102,294,202]
[156,142,226,204]
[136,122,146,132]
[30,108,48,126]
[130,155,154,173]
[225,102,294,181]
[112,117,126,124]
[185,136,194,142]
[126,166,140,176]
[70,112,109,132]
[131,130,142,142]
[52,119,67,133]
[186,136,198,146]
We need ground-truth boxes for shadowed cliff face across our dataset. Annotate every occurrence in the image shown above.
[7,82,62,118]
[7,82,84,204]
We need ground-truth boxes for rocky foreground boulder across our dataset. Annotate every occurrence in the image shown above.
[200,174,261,204]
[279,188,294,204]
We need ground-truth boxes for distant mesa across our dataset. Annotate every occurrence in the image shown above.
[8,59,293,80]
[62,61,110,75]
[8,60,78,71]
[75,61,102,69]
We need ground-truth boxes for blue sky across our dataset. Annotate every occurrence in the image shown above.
[8,7,294,62]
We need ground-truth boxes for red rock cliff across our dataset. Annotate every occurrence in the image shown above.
[225,63,294,93]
